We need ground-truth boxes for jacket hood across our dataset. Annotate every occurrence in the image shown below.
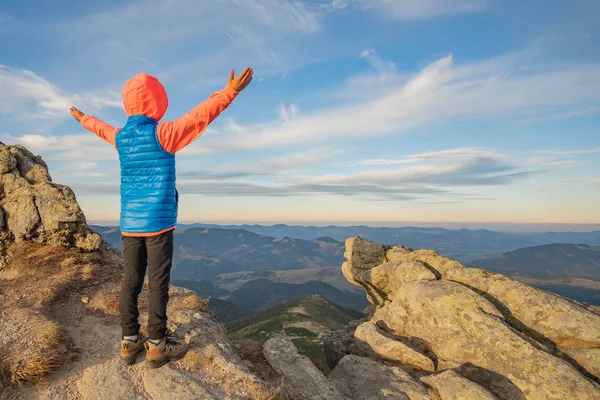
[122,73,168,121]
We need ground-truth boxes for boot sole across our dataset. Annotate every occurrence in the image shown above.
[147,349,188,369]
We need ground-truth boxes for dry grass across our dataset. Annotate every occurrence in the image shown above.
[0,309,70,386]
[10,322,68,385]
[1,242,118,309]
[181,295,210,312]
[0,242,117,386]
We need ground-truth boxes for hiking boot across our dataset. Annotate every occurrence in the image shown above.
[120,334,147,365]
[144,334,188,369]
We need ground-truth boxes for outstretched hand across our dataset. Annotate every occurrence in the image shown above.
[70,107,85,122]
[228,67,253,92]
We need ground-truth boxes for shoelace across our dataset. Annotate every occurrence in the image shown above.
[163,333,182,352]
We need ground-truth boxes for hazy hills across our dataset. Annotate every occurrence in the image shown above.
[470,243,600,305]
[178,223,600,254]
[94,224,600,262]
[471,243,600,279]
[92,225,345,280]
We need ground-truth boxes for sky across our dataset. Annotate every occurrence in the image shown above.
[1,0,599,229]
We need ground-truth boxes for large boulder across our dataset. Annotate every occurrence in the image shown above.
[329,355,433,400]
[354,321,435,371]
[323,325,362,370]
[263,334,344,400]
[344,237,386,270]
[0,142,102,255]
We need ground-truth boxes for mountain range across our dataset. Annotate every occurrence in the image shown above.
[94,224,600,262]
[92,225,600,309]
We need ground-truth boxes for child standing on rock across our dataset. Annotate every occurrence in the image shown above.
[71,68,253,367]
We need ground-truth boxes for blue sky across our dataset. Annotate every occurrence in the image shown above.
[1,0,599,228]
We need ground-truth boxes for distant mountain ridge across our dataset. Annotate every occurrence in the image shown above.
[93,223,600,261]
[92,225,345,281]
[471,243,600,279]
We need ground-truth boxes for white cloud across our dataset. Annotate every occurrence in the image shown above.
[303,147,526,187]
[0,65,121,120]
[360,49,397,76]
[260,147,334,170]
[60,0,321,81]
[344,147,500,166]
[188,53,600,154]
[0,133,118,161]
[325,0,486,19]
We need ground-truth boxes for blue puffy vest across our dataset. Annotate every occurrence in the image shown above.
[115,115,177,233]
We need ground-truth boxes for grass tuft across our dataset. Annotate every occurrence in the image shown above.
[10,322,68,385]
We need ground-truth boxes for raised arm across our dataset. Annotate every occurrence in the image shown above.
[157,67,253,153]
[71,107,119,147]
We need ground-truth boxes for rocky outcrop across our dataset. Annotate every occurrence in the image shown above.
[326,236,600,400]
[263,334,433,400]
[354,321,435,371]
[329,355,433,400]
[263,334,345,400]
[0,142,102,265]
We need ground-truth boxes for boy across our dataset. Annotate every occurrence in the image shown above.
[71,68,253,368]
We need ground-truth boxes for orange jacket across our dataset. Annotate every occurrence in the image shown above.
[80,73,239,236]
[80,73,238,153]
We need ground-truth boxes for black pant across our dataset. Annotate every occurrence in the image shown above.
[120,230,174,340]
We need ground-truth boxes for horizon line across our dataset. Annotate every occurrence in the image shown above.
[88,220,600,233]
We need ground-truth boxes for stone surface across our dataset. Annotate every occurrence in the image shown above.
[263,334,344,400]
[390,249,465,276]
[354,321,435,371]
[384,245,413,262]
[323,326,361,370]
[382,279,600,399]
[77,358,138,400]
[560,347,600,378]
[143,365,216,399]
[329,355,433,400]
[354,260,437,303]
[0,146,17,174]
[344,236,386,270]
[445,267,600,349]
[421,370,498,400]
[165,304,273,400]
[0,143,102,253]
